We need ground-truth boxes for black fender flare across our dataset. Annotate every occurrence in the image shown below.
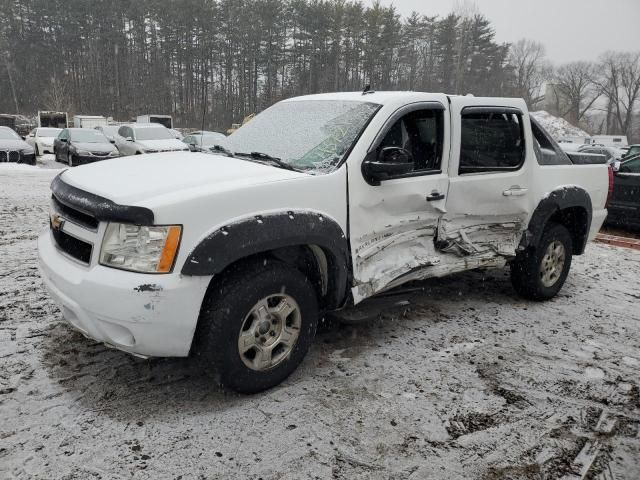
[181,211,350,308]
[520,186,592,255]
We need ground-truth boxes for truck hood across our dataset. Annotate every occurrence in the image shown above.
[60,152,307,205]
[137,139,187,151]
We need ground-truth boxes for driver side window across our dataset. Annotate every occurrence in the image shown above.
[379,109,444,174]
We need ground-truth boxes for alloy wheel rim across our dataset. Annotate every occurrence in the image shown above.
[540,240,566,288]
[238,294,301,371]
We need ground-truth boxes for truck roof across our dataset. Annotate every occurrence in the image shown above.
[283,91,528,111]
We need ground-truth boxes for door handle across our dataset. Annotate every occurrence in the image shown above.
[503,187,528,197]
[426,192,445,202]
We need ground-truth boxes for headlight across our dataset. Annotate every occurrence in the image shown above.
[22,148,34,155]
[76,150,92,156]
[99,223,182,273]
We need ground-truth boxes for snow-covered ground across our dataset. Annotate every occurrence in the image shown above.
[531,111,591,140]
[1,162,639,479]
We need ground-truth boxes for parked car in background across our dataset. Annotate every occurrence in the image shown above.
[622,144,640,159]
[607,154,640,230]
[0,114,16,130]
[577,145,625,164]
[182,131,228,153]
[169,128,184,140]
[53,128,120,167]
[0,126,35,164]
[114,123,189,156]
[25,127,62,155]
[95,125,121,143]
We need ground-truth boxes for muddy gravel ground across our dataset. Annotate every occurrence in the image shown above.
[1,161,639,480]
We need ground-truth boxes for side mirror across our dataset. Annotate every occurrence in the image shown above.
[109,139,116,144]
[362,147,414,184]
[21,136,26,140]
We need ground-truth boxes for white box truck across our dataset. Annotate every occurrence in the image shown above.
[137,114,173,129]
[38,111,68,129]
[73,115,108,129]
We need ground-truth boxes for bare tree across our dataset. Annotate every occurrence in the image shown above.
[553,61,599,125]
[508,39,550,108]
[43,77,71,112]
[593,51,640,137]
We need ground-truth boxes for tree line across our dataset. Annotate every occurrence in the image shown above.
[0,0,638,139]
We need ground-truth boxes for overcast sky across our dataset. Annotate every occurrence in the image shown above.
[369,0,640,64]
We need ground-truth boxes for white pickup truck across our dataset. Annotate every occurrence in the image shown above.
[38,92,610,393]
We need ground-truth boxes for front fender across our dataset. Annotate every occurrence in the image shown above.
[181,211,351,307]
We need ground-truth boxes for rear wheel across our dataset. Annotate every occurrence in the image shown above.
[510,223,573,301]
[194,260,318,394]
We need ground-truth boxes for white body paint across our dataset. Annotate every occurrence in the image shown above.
[38,92,609,357]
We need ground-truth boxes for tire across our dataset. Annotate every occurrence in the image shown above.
[35,144,40,157]
[68,153,74,167]
[194,260,318,394]
[510,223,573,301]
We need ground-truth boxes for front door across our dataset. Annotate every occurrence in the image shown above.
[441,100,535,260]
[348,102,450,303]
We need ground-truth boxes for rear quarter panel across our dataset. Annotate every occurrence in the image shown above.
[530,163,609,241]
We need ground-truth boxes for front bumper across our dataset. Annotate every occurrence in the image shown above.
[38,229,211,357]
[75,154,120,165]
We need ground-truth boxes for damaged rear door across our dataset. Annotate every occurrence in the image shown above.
[441,100,535,262]
[349,101,450,302]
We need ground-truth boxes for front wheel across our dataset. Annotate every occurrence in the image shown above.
[510,223,573,301]
[194,260,318,394]
[68,153,74,167]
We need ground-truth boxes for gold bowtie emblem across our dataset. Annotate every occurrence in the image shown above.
[50,213,64,230]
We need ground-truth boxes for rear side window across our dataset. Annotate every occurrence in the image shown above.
[530,117,571,166]
[459,110,525,174]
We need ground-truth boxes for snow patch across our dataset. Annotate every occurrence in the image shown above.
[530,111,590,140]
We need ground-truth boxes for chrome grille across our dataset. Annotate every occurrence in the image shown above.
[0,150,21,162]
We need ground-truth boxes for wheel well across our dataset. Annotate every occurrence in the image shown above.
[205,245,342,311]
[548,207,589,255]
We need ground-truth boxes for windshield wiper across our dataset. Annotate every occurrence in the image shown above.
[209,144,235,157]
[234,151,302,172]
